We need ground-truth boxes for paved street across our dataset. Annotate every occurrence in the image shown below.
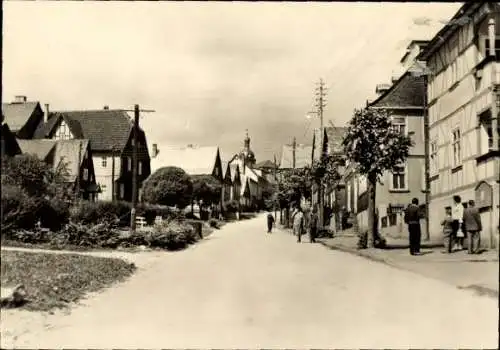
[3,214,498,349]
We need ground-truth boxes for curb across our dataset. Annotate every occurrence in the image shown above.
[317,240,499,299]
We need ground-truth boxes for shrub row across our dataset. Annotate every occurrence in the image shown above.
[69,201,185,227]
[1,184,70,233]
[3,220,199,251]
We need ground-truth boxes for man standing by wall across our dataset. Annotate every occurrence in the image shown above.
[463,199,482,254]
[404,198,422,255]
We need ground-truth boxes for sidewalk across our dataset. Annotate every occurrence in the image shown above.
[317,235,499,298]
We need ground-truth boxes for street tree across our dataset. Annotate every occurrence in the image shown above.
[342,108,414,247]
[141,166,193,208]
[191,174,222,207]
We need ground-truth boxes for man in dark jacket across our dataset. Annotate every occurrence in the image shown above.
[404,198,422,255]
[308,206,319,243]
[267,212,275,233]
[463,200,482,254]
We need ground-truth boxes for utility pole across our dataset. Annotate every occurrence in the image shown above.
[274,154,278,221]
[75,143,82,203]
[423,73,430,241]
[292,137,297,169]
[315,78,327,228]
[121,104,155,233]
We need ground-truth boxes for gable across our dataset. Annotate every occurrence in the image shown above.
[52,119,75,140]
[1,102,40,132]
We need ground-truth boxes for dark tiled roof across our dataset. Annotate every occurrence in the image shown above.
[2,102,40,132]
[1,123,22,156]
[35,110,133,152]
[368,72,425,109]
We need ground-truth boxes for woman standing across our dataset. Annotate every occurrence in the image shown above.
[451,195,464,251]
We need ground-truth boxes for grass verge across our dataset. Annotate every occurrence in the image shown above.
[1,250,136,311]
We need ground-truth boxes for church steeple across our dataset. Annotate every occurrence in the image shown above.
[239,129,256,168]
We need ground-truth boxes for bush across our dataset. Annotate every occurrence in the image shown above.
[357,231,368,250]
[209,218,218,228]
[1,184,41,233]
[39,198,70,231]
[141,167,193,208]
[223,200,239,213]
[148,221,198,250]
[70,201,131,226]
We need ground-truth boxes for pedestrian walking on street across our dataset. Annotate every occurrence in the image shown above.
[451,195,464,251]
[267,212,275,234]
[293,207,305,243]
[404,197,422,255]
[463,200,482,254]
[308,206,319,243]
[441,206,454,253]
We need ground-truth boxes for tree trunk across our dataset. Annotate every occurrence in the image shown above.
[367,172,377,248]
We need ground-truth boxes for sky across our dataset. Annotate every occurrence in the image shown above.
[2,2,462,163]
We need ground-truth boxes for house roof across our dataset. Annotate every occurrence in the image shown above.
[17,139,57,161]
[229,163,241,183]
[1,123,22,156]
[368,71,425,109]
[34,109,134,152]
[17,139,89,182]
[418,3,483,61]
[2,102,40,132]
[150,145,220,175]
[52,139,89,182]
[279,144,313,169]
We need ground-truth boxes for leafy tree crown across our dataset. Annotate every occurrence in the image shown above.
[342,108,414,182]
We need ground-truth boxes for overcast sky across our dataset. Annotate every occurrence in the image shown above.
[3,2,461,163]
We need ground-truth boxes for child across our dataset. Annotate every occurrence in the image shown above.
[441,206,454,253]
[267,212,275,233]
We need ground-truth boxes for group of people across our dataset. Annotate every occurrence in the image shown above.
[266,205,319,243]
[441,195,482,254]
[404,195,483,256]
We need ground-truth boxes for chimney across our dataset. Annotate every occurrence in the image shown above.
[391,74,400,84]
[44,104,50,124]
[14,95,27,103]
[488,18,496,57]
[375,83,391,96]
[152,143,159,158]
[103,105,109,110]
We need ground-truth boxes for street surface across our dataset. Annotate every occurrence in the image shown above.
[2,214,498,348]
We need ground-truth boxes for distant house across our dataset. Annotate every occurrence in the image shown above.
[344,45,427,238]
[227,131,268,208]
[151,145,223,180]
[229,163,242,202]
[1,122,22,157]
[311,126,347,230]
[34,107,151,202]
[17,139,98,201]
[2,96,45,139]
[221,161,233,202]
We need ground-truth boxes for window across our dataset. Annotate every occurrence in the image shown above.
[138,161,142,175]
[452,128,462,167]
[120,184,125,199]
[83,168,88,181]
[127,157,132,171]
[391,116,407,135]
[484,38,500,60]
[390,163,407,191]
[102,157,107,167]
[479,110,500,154]
[430,141,438,174]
